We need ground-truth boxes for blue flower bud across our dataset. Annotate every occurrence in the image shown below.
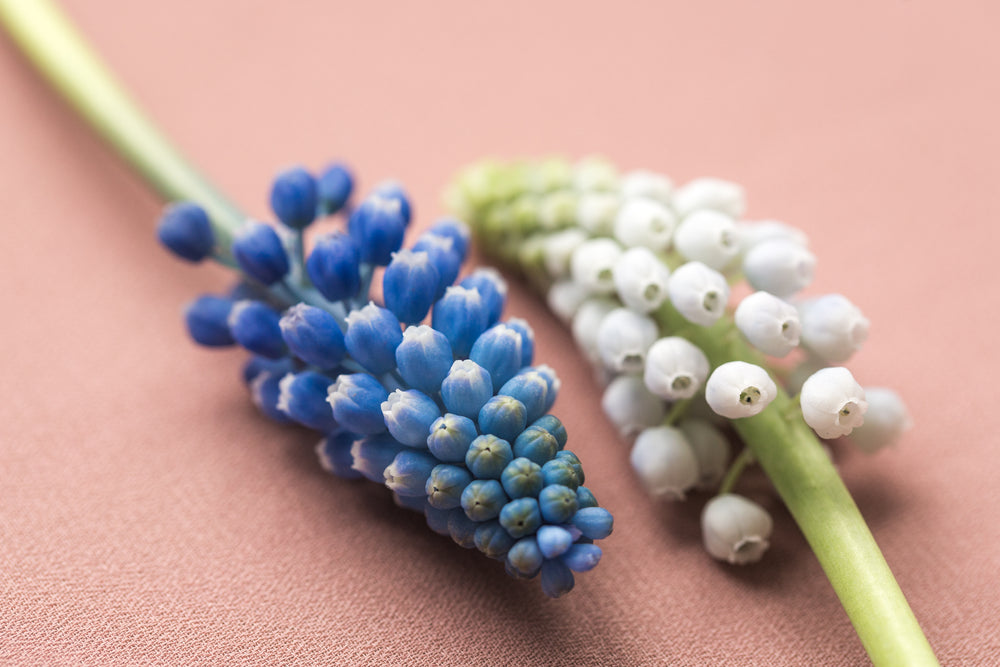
[427,218,470,260]
[571,507,614,540]
[498,372,548,424]
[512,426,558,466]
[424,506,452,536]
[229,280,278,304]
[374,180,412,226]
[316,431,362,479]
[530,366,561,413]
[477,396,527,442]
[232,221,290,285]
[317,162,354,215]
[277,371,337,431]
[327,373,389,434]
[540,559,575,598]
[425,464,472,510]
[474,520,515,560]
[228,300,286,359]
[470,325,523,392]
[465,434,514,480]
[157,202,214,262]
[242,355,294,386]
[505,536,543,578]
[460,268,507,325]
[561,543,603,573]
[541,458,580,490]
[536,525,574,559]
[350,433,404,482]
[556,450,585,484]
[426,413,478,462]
[349,195,406,265]
[498,497,541,539]
[393,492,428,513]
[384,449,438,496]
[448,510,478,549]
[505,318,535,367]
[538,484,579,524]
[383,250,439,324]
[395,325,454,395]
[432,286,490,359]
[381,389,440,447]
[306,231,361,303]
[576,486,599,509]
[279,303,346,369]
[185,295,235,346]
[460,479,508,521]
[440,360,492,419]
[270,166,318,229]
[500,457,544,499]
[345,303,403,375]
[413,234,461,298]
[249,370,292,423]
[530,414,567,449]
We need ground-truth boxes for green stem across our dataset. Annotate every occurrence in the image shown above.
[717,446,753,496]
[0,0,244,261]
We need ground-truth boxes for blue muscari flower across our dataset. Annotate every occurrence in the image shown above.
[540,559,575,598]
[432,286,489,359]
[440,359,493,419]
[512,426,558,466]
[425,464,472,510]
[469,324,523,391]
[316,431,362,480]
[571,507,614,540]
[528,366,561,413]
[249,370,291,423]
[541,458,581,490]
[505,317,535,367]
[413,234,461,298]
[277,371,338,432]
[506,536,543,578]
[349,194,406,265]
[327,373,389,434]
[465,434,514,480]
[232,221,290,285]
[530,414,567,449]
[228,300,286,359]
[460,268,507,326]
[576,486,599,509]
[350,433,404,483]
[561,543,603,573]
[426,413,478,462]
[556,450,584,484]
[384,449,438,496]
[538,484,579,524]
[499,372,549,424]
[461,479,508,521]
[317,162,354,215]
[381,389,440,447]
[500,457,544,499]
[477,395,527,442]
[345,303,403,375]
[428,218,471,262]
[270,166,318,229]
[243,355,294,386]
[373,180,412,226]
[395,325,454,395]
[279,303,346,370]
[474,520,515,560]
[185,295,235,347]
[383,250,440,325]
[536,525,574,559]
[424,506,452,536]
[306,231,361,302]
[499,497,541,539]
[157,202,214,262]
[447,510,478,549]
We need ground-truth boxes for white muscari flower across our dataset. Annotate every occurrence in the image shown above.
[743,239,816,298]
[673,210,740,270]
[542,228,589,279]
[612,247,671,313]
[601,375,667,436]
[672,178,746,218]
[576,191,620,235]
[668,261,730,326]
[572,297,619,363]
[596,308,659,373]
[570,238,623,294]
[734,291,801,357]
[705,361,777,419]
[737,220,809,253]
[643,336,710,400]
[679,419,730,489]
[620,169,673,206]
[702,494,773,564]
[573,156,619,191]
[613,198,677,251]
[630,426,699,500]
[798,294,870,363]
[849,387,912,454]
[547,280,590,323]
[800,367,867,439]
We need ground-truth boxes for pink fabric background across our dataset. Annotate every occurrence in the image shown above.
[2,1,998,664]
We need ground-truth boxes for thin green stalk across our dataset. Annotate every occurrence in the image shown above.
[717,446,753,496]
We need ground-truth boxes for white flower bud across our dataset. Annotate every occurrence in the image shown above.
[702,494,773,564]
[573,156,619,191]
[596,308,659,373]
[734,291,801,357]
[601,375,667,436]
[743,239,816,298]
[613,198,677,251]
[570,238,623,294]
[542,228,589,279]
[643,337,710,400]
[679,419,730,489]
[672,178,746,218]
[577,191,620,235]
[673,210,740,270]
[547,280,591,323]
[798,294,870,363]
[668,261,730,326]
[612,247,671,313]
[572,297,618,363]
[849,387,912,454]
[620,169,673,206]
[800,367,868,439]
[630,426,699,500]
[737,220,809,253]
[705,361,777,419]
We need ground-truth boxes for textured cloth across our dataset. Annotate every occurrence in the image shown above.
[2,1,998,665]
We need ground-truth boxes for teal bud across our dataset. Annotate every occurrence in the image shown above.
[572,507,614,539]
[500,457,544,499]
[575,486,599,509]
[556,450,584,484]
[425,464,472,510]
[477,395,527,442]
[536,525,574,559]
[426,413,478,462]
[384,450,438,496]
[465,434,514,480]
[540,559,575,598]
[448,510,479,549]
[538,484,579,524]
[474,520,515,560]
[505,536,543,578]
[499,497,542,539]
[561,544,603,573]
[530,414,567,449]
[512,426,558,466]
[461,479,508,521]
[424,506,452,536]
[542,459,580,490]
[499,371,548,424]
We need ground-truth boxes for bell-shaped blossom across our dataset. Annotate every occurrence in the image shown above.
[460,268,507,327]
[470,324,523,391]
[705,361,777,419]
[316,162,354,215]
[394,325,453,395]
[512,426,559,465]
[576,191,619,235]
[506,535,544,578]
[316,432,361,480]
[440,359,493,419]
[734,291,801,357]
[668,261,730,326]
[612,247,671,313]
[425,464,473,510]
[613,198,677,251]
[543,228,589,279]
[383,250,440,325]
[249,370,290,423]
[381,389,441,447]
[743,239,815,298]
[601,375,666,436]
[232,221,290,285]
[798,294,870,363]
[673,210,740,271]
[542,459,580,489]
[426,413,478,462]
[504,318,534,367]
[427,218,471,261]
[413,234,461,298]
[561,543,602,573]
[279,303,346,369]
[466,434,515,480]
[373,180,412,226]
[737,219,808,253]
[306,231,361,302]
[701,494,773,564]
[536,524,574,559]
[539,484,579,523]
[345,303,403,375]
[228,300,286,359]
[478,396,528,442]
[630,426,699,500]
[501,457,544,499]
[596,308,658,373]
[157,202,214,263]
[849,387,912,454]
[619,169,673,206]
[547,280,590,323]
[461,479,508,521]
[327,373,389,434]
[800,367,868,439]
[277,371,337,432]
[571,297,619,363]
[570,238,623,294]
[643,336,710,401]
[185,295,235,347]
[679,419,730,489]
[348,194,406,265]
[672,178,745,218]
[383,450,437,496]
[499,497,542,539]
[498,372,548,424]
[270,166,318,229]
[571,507,614,539]
[432,286,490,359]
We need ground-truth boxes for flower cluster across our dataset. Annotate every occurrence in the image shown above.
[448,157,911,564]
[158,162,613,597]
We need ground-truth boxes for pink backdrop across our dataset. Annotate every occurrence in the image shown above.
[2,1,998,664]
